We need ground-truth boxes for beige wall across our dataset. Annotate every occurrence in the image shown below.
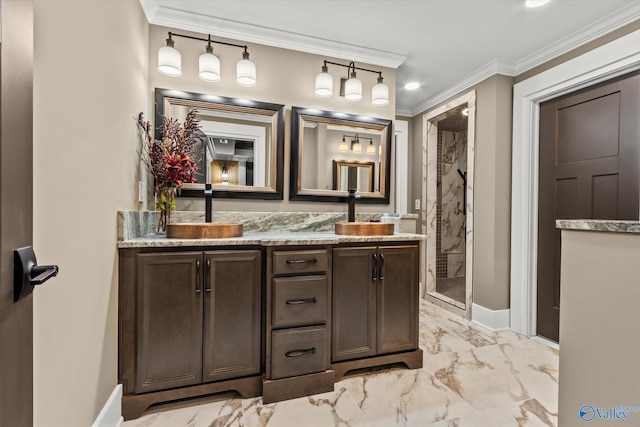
[149,24,397,214]
[558,230,640,426]
[33,1,148,425]
[412,74,514,310]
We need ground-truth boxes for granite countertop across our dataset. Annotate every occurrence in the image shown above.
[556,219,640,234]
[117,231,427,248]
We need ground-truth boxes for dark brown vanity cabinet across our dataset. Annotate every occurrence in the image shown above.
[119,248,262,419]
[332,244,419,364]
[263,247,334,403]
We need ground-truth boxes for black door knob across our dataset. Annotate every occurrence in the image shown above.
[14,246,59,302]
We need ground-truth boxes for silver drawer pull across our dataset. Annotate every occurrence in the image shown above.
[286,297,317,305]
[285,348,316,358]
[286,258,318,265]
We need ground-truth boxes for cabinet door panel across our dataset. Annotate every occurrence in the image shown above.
[136,252,203,393]
[332,247,377,362]
[377,246,418,354]
[203,250,261,382]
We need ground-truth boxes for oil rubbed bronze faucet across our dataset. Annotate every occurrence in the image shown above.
[347,188,360,222]
[204,183,213,222]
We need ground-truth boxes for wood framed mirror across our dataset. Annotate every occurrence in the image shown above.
[290,107,392,203]
[333,160,375,192]
[155,88,285,199]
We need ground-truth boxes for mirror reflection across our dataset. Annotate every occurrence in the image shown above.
[290,107,392,203]
[155,88,285,199]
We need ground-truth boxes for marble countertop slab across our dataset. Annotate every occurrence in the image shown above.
[556,219,640,234]
[117,231,427,248]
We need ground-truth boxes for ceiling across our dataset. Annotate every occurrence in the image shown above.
[140,0,640,116]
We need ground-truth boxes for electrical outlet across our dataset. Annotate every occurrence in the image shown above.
[414,199,421,210]
[138,181,145,203]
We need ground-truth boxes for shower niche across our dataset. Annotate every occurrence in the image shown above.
[423,91,475,318]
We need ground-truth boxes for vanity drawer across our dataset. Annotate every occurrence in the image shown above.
[272,275,328,328]
[271,326,327,380]
[272,249,328,275]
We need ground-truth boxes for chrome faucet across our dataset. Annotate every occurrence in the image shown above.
[204,183,213,222]
[347,188,360,222]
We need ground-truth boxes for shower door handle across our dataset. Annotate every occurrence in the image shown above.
[14,246,59,302]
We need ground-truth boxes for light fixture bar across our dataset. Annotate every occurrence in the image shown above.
[316,60,388,105]
[167,31,248,51]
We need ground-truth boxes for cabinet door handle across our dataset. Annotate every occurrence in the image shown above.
[285,297,317,305]
[205,259,211,292]
[286,258,317,265]
[379,253,385,280]
[372,253,378,281]
[195,259,201,293]
[285,348,316,358]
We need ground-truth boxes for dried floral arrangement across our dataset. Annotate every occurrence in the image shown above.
[137,109,201,230]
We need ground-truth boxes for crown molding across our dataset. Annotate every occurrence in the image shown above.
[395,107,413,117]
[405,2,640,117]
[141,3,408,69]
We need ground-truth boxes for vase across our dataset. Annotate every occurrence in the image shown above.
[157,187,177,232]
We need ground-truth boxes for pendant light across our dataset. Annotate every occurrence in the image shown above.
[221,163,229,185]
[199,38,221,82]
[157,35,182,77]
[339,136,349,152]
[344,63,363,102]
[371,75,389,106]
[366,140,376,155]
[351,134,362,153]
[315,62,333,98]
[237,49,257,87]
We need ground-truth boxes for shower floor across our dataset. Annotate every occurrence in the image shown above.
[436,276,466,304]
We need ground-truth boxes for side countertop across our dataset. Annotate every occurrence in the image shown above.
[117,231,427,248]
[556,219,640,234]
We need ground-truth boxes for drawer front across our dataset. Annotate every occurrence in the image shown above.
[271,326,327,380]
[272,249,328,275]
[272,276,328,328]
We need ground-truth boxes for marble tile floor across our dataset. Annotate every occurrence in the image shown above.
[122,299,559,427]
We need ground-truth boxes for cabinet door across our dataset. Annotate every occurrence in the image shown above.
[332,247,377,362]
[203,250,261,382]
[376,245,418,354]
[136,252,203,393]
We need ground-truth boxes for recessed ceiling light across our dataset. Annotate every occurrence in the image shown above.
[404,82,420,90]
[525,0,550,8]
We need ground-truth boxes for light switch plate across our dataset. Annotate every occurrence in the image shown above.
[414,199,421,210]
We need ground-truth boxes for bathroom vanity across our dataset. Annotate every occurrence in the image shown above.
[117,212,424,420]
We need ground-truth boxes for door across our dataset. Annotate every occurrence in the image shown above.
[377,245,418,354]
[202,250,261,382]
[136,252,203,393]
[332,247,377,362]
[0,1,35,425]
[538,72,640,341]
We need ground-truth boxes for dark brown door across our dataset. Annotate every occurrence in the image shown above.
[332,247,377,362]
[202,250,261,382]
[538,72,640,341]
[377,245,418,354]
[0,1,35,425]
[135,252,203,393]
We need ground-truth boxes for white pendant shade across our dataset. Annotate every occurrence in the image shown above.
[199,51,221,82]
[315,71,333,98]
[158,45,182,77]
[366,142,376,155]
[344,76,363,102]
[339,138,349,152]
[371,81,389,106]
[237,56,257,87]
[352,141,362,153]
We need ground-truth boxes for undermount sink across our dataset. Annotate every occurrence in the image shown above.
[166,223,243,239]
[335,222,394,236]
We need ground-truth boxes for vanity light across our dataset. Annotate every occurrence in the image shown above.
[221,163,230,185]
[315,60,388,106]
[351,135,363,153]
[366,140,376,155]
[158,31,257,86]
[339,136,349,152]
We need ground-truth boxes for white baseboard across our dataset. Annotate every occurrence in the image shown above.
[471,303,511,332]
[92,384,124,427]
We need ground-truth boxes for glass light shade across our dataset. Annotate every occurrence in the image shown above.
[366,142,376,155]
[344,77,363,102]
[352,141,362,153]
[199,52,221,82]
[315,71,333,98]
[339,139,349,152]
[158,45,182,77]
[372,82,389,106]
[237,58,257,87]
